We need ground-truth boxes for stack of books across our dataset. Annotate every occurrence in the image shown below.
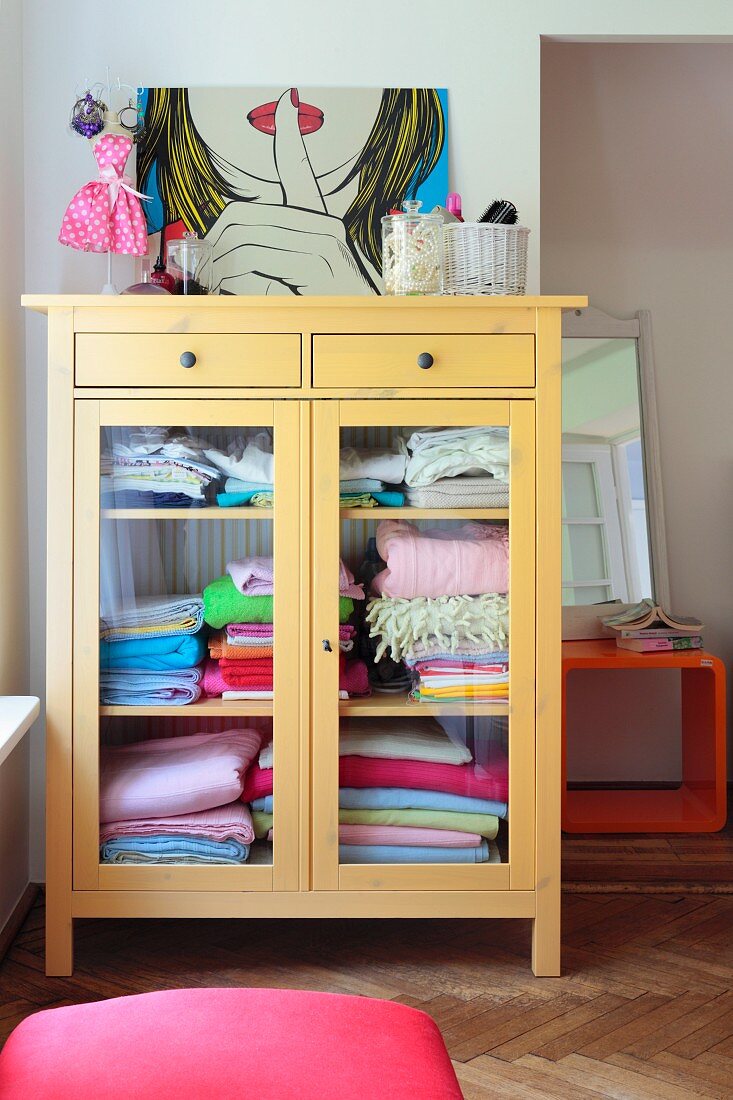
[601,600,703,652]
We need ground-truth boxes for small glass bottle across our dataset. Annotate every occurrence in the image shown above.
[381,200,444,296]
[167,231,214,295]
[121,258,170,295]
[150,253,176,294]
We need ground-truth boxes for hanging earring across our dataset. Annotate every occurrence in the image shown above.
[119,99,145,143]
[70,90,107,139]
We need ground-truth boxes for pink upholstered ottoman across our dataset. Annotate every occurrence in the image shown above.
[0,987,462,1099]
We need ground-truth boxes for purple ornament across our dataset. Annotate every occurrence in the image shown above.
[70,92,107,139]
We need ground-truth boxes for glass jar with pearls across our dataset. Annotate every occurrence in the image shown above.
[381,200,444,295]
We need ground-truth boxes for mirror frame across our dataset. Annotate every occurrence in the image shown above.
[561,306,670,639]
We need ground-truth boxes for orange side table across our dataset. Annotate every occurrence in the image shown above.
[562,640,727,833]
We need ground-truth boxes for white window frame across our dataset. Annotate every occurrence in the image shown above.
[562,442,628,604]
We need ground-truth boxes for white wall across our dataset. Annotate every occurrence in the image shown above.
[20,3,733,875]
[542,41,733,782]
[0,0,30,924]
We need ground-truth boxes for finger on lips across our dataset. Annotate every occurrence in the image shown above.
[274,88,326,213]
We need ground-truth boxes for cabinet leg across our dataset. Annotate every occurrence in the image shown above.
[45,896,73,976]
[531,888,561,977]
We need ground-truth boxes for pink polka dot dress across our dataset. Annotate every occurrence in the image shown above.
[59,133,148,255]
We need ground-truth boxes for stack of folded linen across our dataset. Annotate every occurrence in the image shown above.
[101,430,222,507]
[363,521,510,703]
[99,596,207,706]
[201,559,369,699]
[402,426,509,506]
[366,592,509,704]
[99,728,260,864]
[202,557,276,700]
[201,430,274,509]
[339,445,407,507]
[216,479,273,508]
[336,718,505,864]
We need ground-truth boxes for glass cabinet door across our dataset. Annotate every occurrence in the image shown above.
[72,400,300,893]
[312,399,536,892]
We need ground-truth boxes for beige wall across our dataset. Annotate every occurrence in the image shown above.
[0,0,31,927]
[542,41,733,780]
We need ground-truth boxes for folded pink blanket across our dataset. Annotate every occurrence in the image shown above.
[339,824,481,847]
[339,753,508,802]
[99,801,255,845]
[371,520,508,598]
[100,729,261,822]
[242,761,274,802]
[226,556,274,596]
[227,623,273,640]
[227,556,364,600]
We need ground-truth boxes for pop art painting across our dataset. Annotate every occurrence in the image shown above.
[137,86,447,294]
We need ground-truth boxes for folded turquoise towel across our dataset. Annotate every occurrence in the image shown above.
[338,840,491,864]
[225,478,272,492]
[372,491,405,506]
[100,834,250,864]
[99,631,207,671]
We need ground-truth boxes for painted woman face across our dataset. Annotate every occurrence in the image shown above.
[187,87,383,196]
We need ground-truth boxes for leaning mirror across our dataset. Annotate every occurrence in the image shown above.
[561,306,670,638]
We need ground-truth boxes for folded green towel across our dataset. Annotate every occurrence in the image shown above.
[338,807,499,839]
[203,574,354,629]
[252,811,273,840]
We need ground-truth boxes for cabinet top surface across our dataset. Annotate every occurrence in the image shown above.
[22,293,586,314]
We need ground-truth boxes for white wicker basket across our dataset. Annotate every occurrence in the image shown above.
[443,222,530,295]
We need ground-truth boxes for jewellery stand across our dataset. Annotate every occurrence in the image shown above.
[102,253,118,295]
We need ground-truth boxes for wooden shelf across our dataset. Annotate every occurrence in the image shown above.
[101,508,273,520]
[100,695,508,718]
[100,699,273,717]
[340,507,508,520]
[339,693,509,717]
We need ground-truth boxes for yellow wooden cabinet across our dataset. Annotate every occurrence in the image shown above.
[24,294,585,978]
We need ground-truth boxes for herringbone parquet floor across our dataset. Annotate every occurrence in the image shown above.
[1,886,732,1098]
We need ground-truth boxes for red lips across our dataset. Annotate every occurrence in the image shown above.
[248,92,324,136]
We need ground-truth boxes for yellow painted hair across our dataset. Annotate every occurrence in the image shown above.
[138,87,445,273]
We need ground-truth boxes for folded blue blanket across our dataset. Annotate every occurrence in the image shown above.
[99,667,203,706]
[101,490,207,509]
[339,787,508,820]
[338,840,491,864]
[251,796,273,813]
[100,835,249,864]
[99,631,207,671]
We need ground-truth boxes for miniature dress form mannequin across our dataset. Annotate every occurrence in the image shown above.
[59,111,149,257]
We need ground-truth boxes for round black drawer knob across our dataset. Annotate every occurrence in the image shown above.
[179,351,197,369]
[417,352,434,370]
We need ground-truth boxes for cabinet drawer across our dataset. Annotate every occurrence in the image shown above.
[75,333,301,387]
[313,333,534,388]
